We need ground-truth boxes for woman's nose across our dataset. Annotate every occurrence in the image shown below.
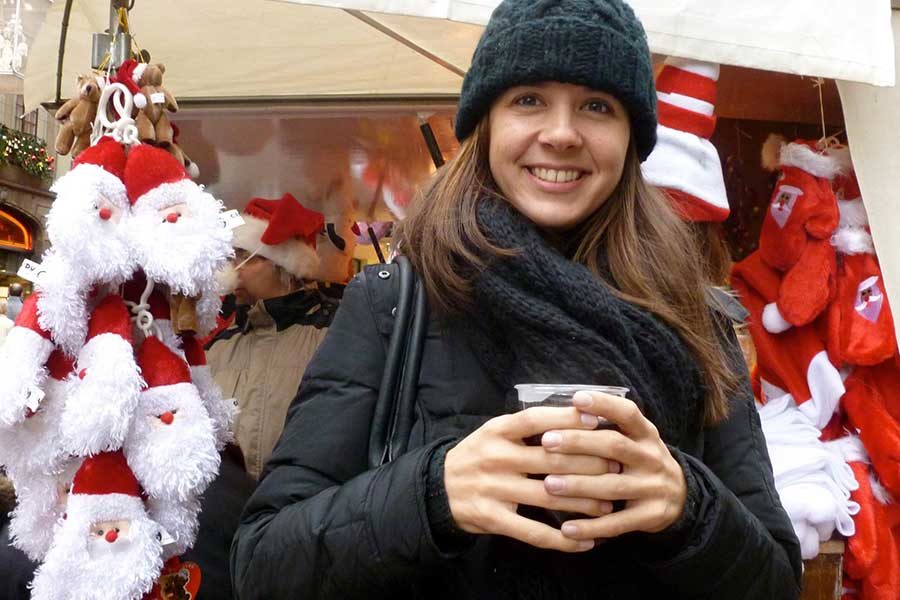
[538,108,582,150]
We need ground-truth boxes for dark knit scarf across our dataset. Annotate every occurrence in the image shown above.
[463,197,706,448]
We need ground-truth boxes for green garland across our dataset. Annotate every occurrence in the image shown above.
[0,125,55,180]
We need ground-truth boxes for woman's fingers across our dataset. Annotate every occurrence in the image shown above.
[511,445,621,476]
[542,427,652,468]
[542,473,651,501]
[573,391,659,441]
[558,501,678,540]
[488,476,614,516]
[489,406,599,440]
[491,511,596,553]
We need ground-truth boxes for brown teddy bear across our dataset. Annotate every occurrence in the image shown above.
[134,63,178,146]
[54,74,102,158]
[167,123,200,178]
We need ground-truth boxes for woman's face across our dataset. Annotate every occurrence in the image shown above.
[488,82,631,232]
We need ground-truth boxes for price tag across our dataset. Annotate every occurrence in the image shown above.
[24,385,45,412]
[17,258,46,284]
[158,526,176,546]
[220,209,245,230]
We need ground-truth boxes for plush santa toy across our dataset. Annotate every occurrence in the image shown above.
[123,336,219,503]
[30,451,164,600]
[179,331,237,450]
[641,57,729,222]
[756,135,842,333]
[122,144,233,337]
[59,293,143,456]
[0,137,133,425]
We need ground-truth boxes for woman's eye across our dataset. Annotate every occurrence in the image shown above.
[514,94,542,107]
[584,100,612,114]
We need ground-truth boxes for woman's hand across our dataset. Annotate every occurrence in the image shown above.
[443,406,620,553]
[541,391,687,542]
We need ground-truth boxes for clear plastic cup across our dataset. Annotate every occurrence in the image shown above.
[513,383,631,525]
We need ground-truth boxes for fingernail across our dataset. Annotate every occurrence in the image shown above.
[561,523,579,537]
[599,501,614,514]
[544,475,565,493]
[542,432,562,448]
[577,540,595,551]
[573,392,592,408]
[580,412,598,427]
[608,461,622,474]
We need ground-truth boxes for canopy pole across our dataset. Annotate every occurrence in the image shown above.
[53,0,74,104]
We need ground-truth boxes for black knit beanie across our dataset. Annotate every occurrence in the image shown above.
[455,0,658,161]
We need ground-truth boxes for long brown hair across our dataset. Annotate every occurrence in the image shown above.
[396,120,737,424]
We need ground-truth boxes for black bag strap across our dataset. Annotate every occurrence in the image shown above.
[368,256,428,468]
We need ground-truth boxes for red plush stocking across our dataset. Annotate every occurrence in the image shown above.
[828,253,897,367]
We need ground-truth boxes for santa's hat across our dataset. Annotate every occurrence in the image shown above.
[123,336,219,502]
[50,136,129,211]
[232,193,323,279]
[0,293,55,426]
[641,58,729,222]
[124,144,194,210]
[113,59,148,109]
[823,147,875,256]
[59,294,144,456]
[68,450,145,520]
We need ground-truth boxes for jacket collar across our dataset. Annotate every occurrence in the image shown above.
[237,288,328,333]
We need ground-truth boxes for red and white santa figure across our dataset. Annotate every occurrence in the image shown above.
[641,57,730,222]
[123,336,219,503]
[122,144,234,338]
[59,293,144,456]
[37,136,135,356]
[0,138,134,425]
[732,252,845,428]
[757,135,842,333]
[0,294,56,426]
[30,451,164,600]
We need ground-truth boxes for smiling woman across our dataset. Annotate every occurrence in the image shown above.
[231,1,803,598]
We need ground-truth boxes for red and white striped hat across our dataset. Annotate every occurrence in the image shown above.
[641,57,729,223]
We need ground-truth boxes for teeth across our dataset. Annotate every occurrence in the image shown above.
[531,168,582,183]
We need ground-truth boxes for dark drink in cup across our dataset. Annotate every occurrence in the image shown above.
[513,384,630,525]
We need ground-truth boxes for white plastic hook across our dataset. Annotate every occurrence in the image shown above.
[90,82,139,146]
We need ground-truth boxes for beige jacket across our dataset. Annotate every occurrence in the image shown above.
[207,291,333,479]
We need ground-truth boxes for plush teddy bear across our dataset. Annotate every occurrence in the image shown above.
[54,74,103,158]
[134,63,178,146]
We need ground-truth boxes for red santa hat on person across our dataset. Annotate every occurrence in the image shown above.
[0,293,55,427]
[231,193,324,280]
[59,294,144,457]
[30,451,164,600]
[123,336,219,503]
[641,57,730,222]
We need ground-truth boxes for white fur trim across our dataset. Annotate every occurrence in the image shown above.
[838,199,869,228]
[133,179,195,212]
[779,143,843,180]
[664,57,720,81]
[870,476,894,504]
[49,163,128,212]
[60,333,144,455]
[30,500,163,600]
[6,467,72,561]
[641,125,728,212]
[831,227,874,255]
[191,365,237,449]
[798,351,846,429]
[762,302,793,333]
[124,382,220,502]
[0,327,54,426]
[760,379,789,403]
[133,93,147,109]
[232,214,321,279]
[147,495,201,559]
[0,378,72,476]
[132,63,147,82]
[656,91,714,116]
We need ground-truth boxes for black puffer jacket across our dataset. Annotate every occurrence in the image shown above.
[231,266,802,599]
